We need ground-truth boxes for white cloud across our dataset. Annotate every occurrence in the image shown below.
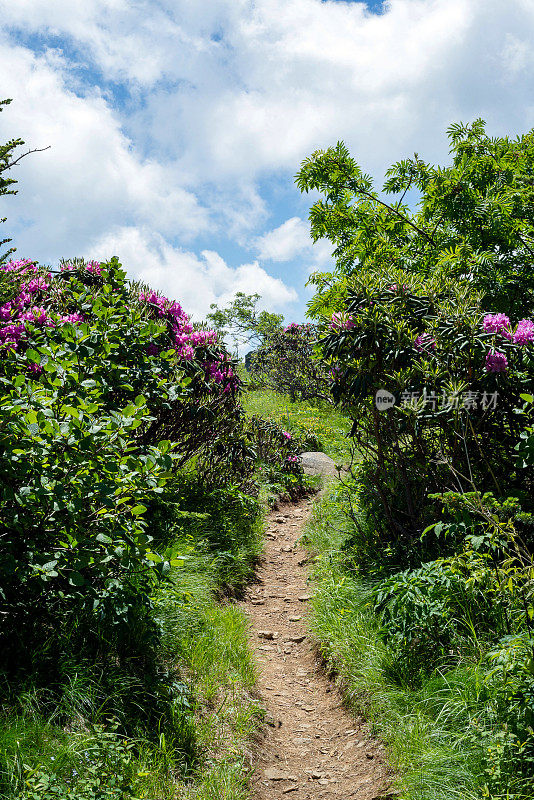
[5,0,534,187]
[255,217,311,261]
[2,0,534,313]
[255,216,333,269]
[0,38,209,262]
[87,226,298,320]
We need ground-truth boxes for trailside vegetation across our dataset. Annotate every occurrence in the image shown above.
[296,121,534,799]
[0,253,308,799]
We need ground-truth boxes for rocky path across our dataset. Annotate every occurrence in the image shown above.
[241,497,395,800]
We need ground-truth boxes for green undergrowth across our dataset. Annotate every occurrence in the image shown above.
[243,388,352,463]
[303,484,529,800]
[0,478,265,800]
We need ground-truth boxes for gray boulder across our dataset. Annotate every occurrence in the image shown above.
[299,451,337,477]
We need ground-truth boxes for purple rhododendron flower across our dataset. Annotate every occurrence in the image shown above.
[483,313,511,337]
[58,313,84,324]
[513,319,534,344]
[0,302,13,321]
[27,362,43,375]
[85,261,102,275]
[20,306,53,326]
[485,351,508,373]
[414,333,436,351]
[330,313,355,331]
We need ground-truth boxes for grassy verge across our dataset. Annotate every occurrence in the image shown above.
[303,483,504,800]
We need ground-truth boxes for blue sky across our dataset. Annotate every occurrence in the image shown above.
[1,0,534,323]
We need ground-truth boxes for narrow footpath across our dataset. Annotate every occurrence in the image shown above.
[241,497,395,800]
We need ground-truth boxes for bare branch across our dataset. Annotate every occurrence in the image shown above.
[0,145,51,174]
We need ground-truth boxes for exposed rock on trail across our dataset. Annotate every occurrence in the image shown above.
[299,452,338,477]
[241,498,393,800]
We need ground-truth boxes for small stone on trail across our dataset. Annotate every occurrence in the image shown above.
[298,594,311,601]
[281,545,292,552]
[264,768,293,780]
[283,786,299,794]
[258,630,276,639]
[366,752,375,759]
[289,634,306,643]
[288,615,302,621]
[251,599,265,605]
[275,517,287,524]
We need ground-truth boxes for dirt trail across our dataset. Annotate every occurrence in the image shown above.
[241,497,395,800]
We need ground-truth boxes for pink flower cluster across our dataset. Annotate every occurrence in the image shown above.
[60,261,102,276]
[414,333,436,351]
[482,313,534,373]
[206,359,236,393]
[485,351,508,373]
[138,290,218,362]
[0,258,38,275]
[483,313,534,344]
[483,313,512,337]
[330,313,355,331]
[282,430,292,440]
[513,319,534,344]
[286,455,299,464]
[284,322,314,334]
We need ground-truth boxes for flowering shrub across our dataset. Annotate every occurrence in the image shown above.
[246,414,305,498]
[251,322,332,402]
[320,275,533,547]
[0,256,248,678]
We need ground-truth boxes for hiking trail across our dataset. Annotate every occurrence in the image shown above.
[240,496,396,800]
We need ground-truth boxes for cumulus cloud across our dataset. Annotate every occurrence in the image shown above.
[1,0,534,310]
[87,226,298,320]
[255,217,332,266]
[0,37,209,262]
[255,217,311,261]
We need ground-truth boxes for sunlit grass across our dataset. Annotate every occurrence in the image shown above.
[304,485,484,800]
[243,388,352,463]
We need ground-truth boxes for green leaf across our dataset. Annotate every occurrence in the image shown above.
[131,504,147,515]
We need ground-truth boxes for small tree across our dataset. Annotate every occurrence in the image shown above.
[206,291,284,355]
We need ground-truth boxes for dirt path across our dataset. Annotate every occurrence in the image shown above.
[241,497,395,800]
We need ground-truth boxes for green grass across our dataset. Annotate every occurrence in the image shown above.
[243,388,352,463]
[0,520,264,800]
[302,485,509,800]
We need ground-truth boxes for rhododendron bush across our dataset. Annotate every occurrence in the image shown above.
[251,322,332,402]
[298,123,534,796]
[320,274,534,538]
[0,255,255,672]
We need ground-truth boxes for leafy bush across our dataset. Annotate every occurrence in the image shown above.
[297,122,534,798]
[19,726,137,800]
[251,322,332,402]
[0,256,248,687]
